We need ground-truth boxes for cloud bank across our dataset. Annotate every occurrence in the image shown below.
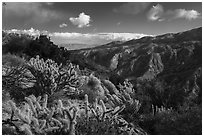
[5,28,150,46]
[172,9,201,20]
[69,12,91,28]
[147,4,201,21]
[51,32,149,45]
[5,28,48,36]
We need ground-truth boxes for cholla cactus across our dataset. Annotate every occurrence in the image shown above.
[26,55,80,97]
[101,79,120,95]
[75,94,146,135]
[3,94,78,135]
[106,80,141,117]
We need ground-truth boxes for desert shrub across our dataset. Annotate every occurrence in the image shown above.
[86,74,101,88]
[2,32,34,55]
[136,79,187,111]
[2,53,26,66]
[2,54,33,102]
[78,75,106,103]
[3,32,70,65]
[139,105,202,135]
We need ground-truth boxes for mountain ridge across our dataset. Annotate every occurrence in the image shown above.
[71,27,201,51]
[68,27,202,97]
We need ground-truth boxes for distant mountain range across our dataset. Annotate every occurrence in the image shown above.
[57,32,151,50]
[68,27,202,100]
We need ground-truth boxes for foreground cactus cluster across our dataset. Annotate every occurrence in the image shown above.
[3,93,146,135]
[27,55,80,96]
[103,80,141,118]
[2,56,146,135]
[3,94,78,135]
[76,94,146,135]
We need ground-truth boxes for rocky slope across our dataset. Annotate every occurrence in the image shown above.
[69,27,202,91]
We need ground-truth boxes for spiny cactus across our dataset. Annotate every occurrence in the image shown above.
[26,55,80,97]
[101,79,120,95]
[75,94,146,135]
[3,94,78,135]
[106,80,141,118]
[88,94,125,121]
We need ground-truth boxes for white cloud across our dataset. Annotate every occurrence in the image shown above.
[4,28,151,46]
[113,2,151,15]
[147,4,201,21]
[174,9,201,20]
[50,32,150,45]
[59,23,67,28]
[4,2,62,23]
[69,12,91,28]
[5,28,49,36]
[147,4,164,21]
[5,28,40,36]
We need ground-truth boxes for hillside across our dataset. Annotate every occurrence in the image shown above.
[2,27,202,135]
[69,27,202,100]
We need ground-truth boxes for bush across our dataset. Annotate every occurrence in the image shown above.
[136,79,187,111]
[139,105,202,135]
[78,75,106,103]
[86,74,101,89]
[3,32,33,55]
[2,54,33,102]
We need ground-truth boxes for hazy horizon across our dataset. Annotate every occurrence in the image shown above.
[2,2,202,46]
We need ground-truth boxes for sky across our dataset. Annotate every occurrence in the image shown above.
[2,2,202,45]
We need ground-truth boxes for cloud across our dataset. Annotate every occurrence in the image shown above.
[5,28,151,46]
[113,2,151,14]
[147,4,201,21]
[173,9,201,20]
[5,28,48,36]
[3,2,62,23]
[147,4,164,21]
[59,23,67,28]
[69,12,91,28]
[50,32,150,45]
